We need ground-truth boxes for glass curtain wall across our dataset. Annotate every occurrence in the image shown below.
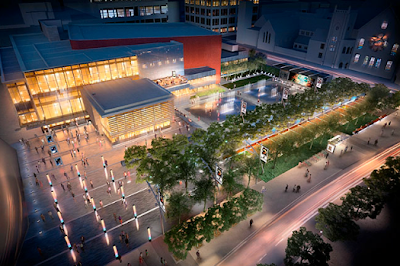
[7,82,38,125]
[24,56,139,123]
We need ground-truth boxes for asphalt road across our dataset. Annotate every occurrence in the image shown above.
[216,141,400,266]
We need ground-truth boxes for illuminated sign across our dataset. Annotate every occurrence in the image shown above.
[260,145,268,163]
[241,100,247,115]
[289,73,313,87]
[215,165,223,185]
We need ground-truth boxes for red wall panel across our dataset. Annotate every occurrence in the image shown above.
[70,36,222,83]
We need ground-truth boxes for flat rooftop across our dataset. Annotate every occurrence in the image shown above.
[81,78,173,117]
[68,23,219,40]
[7,33,181,74]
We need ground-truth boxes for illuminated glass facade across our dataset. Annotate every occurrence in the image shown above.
[18,56,138,126]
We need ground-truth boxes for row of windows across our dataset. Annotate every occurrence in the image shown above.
[357,38,398,55]
[263,31,271,44]
[299,30,313,37]
[100,5,168,19]
[353,54,393,70]
[342,46,353,54]
[211,26,236,33]
[185,0,243,6]
[185,7,237,16]
[186,15,235,25]
[294,43,307,50]
[141,57,183,69]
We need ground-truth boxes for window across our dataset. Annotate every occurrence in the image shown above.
[140,7,146,16]
[375,58,381,68]
[381,21,388,29]
[213,10,219,16]
[221,27,227,33]
[362,56,369,65]
[206,18,211,25]
[221,18,227,24]
[153,6,160,14]
[391,44,399,56]
[306,31,310,36]
[161,5,168,14]
[213,18,219,25]
[230,8,236,15]
[190,7,194,14]
[230,0,237,5]
[100,10,107,19]
[221,9,228,16]
[300,30,305,35]
[228,26,235,32]
[117,9,124,17]
[212,28,219,32]
[229,17,235,24]
[294,44,298,48]
[253,6,258,13]
[191,16,194,22]
[201,17,205,24]
[207,9,211,16]
[195,8,199,14]
[346,47,351,54]
[186,15,189,21]
[342,47,346,54]
[213,0,220,7]
[304,46,308,50]
[318,53,323,58]
[320,43,325,49]
[201,9,205,15]
[358,38,365,49]
[186,6,189,13]
[196,16,200,23]
[146,6,153,15]
[353,53,360,63]
[385,60,393,70]
[126,8,134,17]
[368,57,375,67]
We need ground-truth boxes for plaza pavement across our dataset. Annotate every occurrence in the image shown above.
[106,110,400,266]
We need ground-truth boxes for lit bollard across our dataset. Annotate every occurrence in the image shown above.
[121,186,125,202]
[101,219,107,233]
[147,227,152,242]
[101,155,105,168]
[91,197,96,211]
[57,211,64,224]
[135,218,139,231]
[75,164,83,189]
[64,235,72,249]
[46,174,52,187]
[102,155,108,180]
[132,205,137,219]
[70,250,76,262]
[83,180,88,193]
[113,245,121,260]
[105,232,110,245]
[111,169,116,193]
[51,189,57,203]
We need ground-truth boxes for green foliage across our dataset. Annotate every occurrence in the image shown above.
[341,185,384,220]
[223,75,271,89]
[164,188,263,260]
[338,113,378,135]
[192,178,215,212]
[315,203,360,242]
[167,191,193,224]
[365,83,390,111]
[221,169,244,199]
[284,227,332,266]
[195,86,226,97]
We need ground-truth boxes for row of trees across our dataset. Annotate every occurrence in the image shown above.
[165,188,263,260]
[260,156,400,266]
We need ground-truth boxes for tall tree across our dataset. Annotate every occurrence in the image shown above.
[284,227,332,266]
[193,178,215,212]
[315,203,360,242]
[221,169,244,199]
[167,192,193,224]
[341,185,385,220]
[239,154,260,187]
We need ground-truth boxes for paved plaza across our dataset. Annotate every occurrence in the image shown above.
[16,117,193,266]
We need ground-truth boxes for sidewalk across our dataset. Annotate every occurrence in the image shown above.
[109,110,400,266]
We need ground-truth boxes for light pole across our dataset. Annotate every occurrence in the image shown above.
[145,181,165,235]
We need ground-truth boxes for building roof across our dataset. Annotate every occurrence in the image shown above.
[68,23,219,41]
[8,33,181,73]
[310,28,328,42]
[0,47,24,83]
[81,78,173,117]
[184,66,216,80]
[294,35,310,45]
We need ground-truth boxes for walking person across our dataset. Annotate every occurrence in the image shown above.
[48,211,54,220]
[296,185,301,192]
[119,216,123,224]
[196,250,201,259]
[285,184,288,192]
[99,200,103,208]
[40,213,46,222]
[90,180,94,189]
[249,219,253,227]
[367,138,370,145]
[293,184,296,192]
[374,139,378,146]
[61,183,65,191]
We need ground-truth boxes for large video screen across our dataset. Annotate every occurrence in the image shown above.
[289,73,313,87]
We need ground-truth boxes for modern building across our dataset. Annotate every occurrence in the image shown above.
[0,22,221,142]
[64,0,174,23]
[184,0,259,34]
[81,78,174,143]
[236,1,400,81]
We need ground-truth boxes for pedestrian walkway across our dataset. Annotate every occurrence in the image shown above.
[109,110,400,266]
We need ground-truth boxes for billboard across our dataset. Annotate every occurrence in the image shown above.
[260,145,269,163]
[215,165,223,185]
[289,73,313,87]
[241,101,247,115]
[282,88,289,100]
[316,77,323,88]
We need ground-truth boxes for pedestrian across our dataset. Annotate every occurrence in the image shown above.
[70,165,73,172]
[125,236,129,247]
[296,185,301,192]
[50,160,53,167]
[392,129,395,135]
[61,183,65,191]
[84,198,88,208]
[344,146,348,153]
[113,213,117,222]
[374,139,378,146]
[99,200,103,208]
[48,210,54,220]
[389,121,391,126]
[139,256,144,264]
[305,168,309,177]
[67,182,72,191]
[196,250,201,259]
[80,236,85,244]
[85,158,89,165]
[73,243,79,253]
[249,219,253,227]
[35,146,39,153]
[37,247,44,257]
[161,257,164,264]
[119,234,123,243]
[350,146,353,151]
[40,213,46,222]
[324,161,328,170]
[35,177,40,186]
[145,249,148,257]
[71,191,75,200]
[80,242,85,252]
[367,138,370,145]
[325,152,329,159]
[42,157,46,164]
[293,184,296,192]
[119,216,123,224]
[90,180,94,188]
[285,184,288,192]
